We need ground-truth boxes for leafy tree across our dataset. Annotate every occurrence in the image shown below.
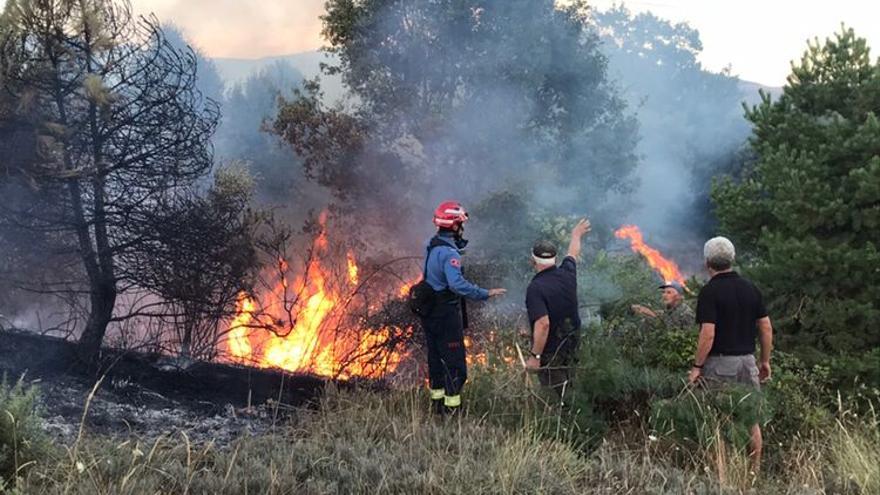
[713,27,880,358]
[0,0,219,362]
[273,0,640,240]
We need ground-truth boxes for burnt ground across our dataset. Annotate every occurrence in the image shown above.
[0,329,348,445]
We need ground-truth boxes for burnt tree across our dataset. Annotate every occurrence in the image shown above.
[123,165,263,360]
[0,0,219,362]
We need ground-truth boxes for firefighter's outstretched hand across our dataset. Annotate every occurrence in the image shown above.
[525,356,541,371]
[572,218,591,237]
[488,288,507,297]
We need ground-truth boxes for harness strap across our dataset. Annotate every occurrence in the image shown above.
[423,236,451,277]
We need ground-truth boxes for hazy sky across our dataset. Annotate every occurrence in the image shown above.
[4,0,877,86]
[587,0,880,86]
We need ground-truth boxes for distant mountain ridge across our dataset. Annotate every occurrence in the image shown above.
[213,51,332,85]
[214,51,345,102]
[212,50,782,105]
[738,79,783,106]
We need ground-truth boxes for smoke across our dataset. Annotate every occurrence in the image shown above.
[0,1,762,355]
[594,6,751,267]
[193,1,756,286]
[276,0,641,261]
[185,2,754,291]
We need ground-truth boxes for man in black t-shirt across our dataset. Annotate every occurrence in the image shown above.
[690,236,774,470]
[525,218,591,403]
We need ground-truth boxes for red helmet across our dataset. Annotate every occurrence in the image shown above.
[433,200,469,228]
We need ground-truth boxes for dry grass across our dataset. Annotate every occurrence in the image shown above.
[4,370,879,494]
[14,387,594,494]
[826,412,879,494]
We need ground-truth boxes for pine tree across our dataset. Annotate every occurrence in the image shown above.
[713,27,880,357]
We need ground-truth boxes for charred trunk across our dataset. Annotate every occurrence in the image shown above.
[77,278,116,364]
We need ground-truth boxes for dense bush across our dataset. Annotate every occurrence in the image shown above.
[651,385,768,452]
[0,377,49,486]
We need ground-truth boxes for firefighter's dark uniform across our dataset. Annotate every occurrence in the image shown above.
[421,231,489,412]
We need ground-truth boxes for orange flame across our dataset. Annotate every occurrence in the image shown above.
[227,293,254,359]
[398,275,421,298]
[346,251,359,285]
[614,225,686,285]
[222,211,407,379]
[465,333,517,367]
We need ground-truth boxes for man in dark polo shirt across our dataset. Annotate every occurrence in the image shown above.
[525,218,591,403]
[689,236,774,470]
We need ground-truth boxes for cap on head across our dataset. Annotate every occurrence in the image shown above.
[532,240,557,266]
[658,281,684,294]
[704,236,735,271]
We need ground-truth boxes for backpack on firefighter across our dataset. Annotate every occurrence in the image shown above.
[408,238,450,316]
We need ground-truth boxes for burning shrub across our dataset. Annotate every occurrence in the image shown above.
[0,376,50,485]
[219,210,417,380]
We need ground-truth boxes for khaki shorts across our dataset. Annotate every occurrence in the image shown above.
[702,354,760,390]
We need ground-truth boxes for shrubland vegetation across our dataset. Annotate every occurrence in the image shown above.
[1,0,879,493]
[2,316,877,493]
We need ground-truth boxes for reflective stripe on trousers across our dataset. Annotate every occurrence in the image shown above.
[421,301,467,399]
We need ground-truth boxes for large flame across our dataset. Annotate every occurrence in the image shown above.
[614,225,686,285]
[223,211,407,379]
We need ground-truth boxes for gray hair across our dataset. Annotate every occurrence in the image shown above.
[704,236,735,270]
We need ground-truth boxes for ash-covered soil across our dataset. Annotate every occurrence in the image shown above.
[0,330,332,445]
[31,370,285,445]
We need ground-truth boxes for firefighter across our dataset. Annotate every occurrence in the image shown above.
[421,201,506,415]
